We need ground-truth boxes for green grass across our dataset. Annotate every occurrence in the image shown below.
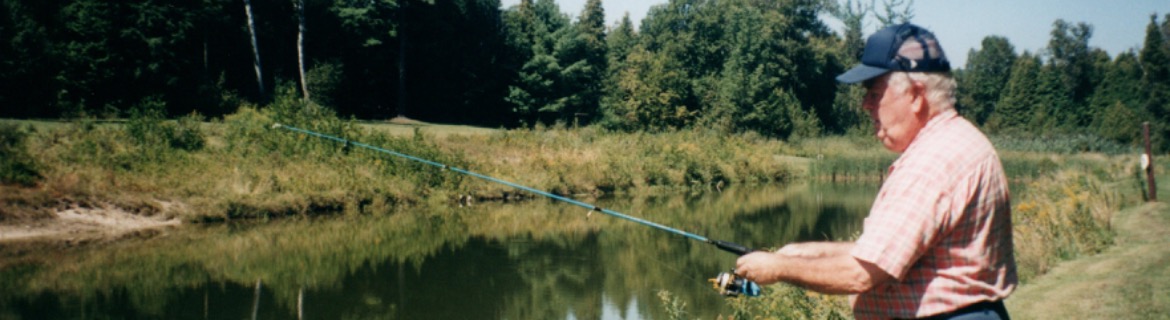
[0,97,800,223]
[1008,200,1170,319]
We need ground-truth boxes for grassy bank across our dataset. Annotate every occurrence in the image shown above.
[0,99,799,224]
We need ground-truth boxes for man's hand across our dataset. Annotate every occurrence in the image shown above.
[735,251,784,285]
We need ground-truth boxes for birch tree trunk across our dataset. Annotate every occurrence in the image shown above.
[295,0,309,102]
[243,0,265,99]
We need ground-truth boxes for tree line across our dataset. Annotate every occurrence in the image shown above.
[2,0,1169,146]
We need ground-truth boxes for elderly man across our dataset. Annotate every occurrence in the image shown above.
[735,23,1017,320]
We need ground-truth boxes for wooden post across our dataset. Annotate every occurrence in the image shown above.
[1144,122,1157,202]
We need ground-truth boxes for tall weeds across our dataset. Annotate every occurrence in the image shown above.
[1012,169,1124,282]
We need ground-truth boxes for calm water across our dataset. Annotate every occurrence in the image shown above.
[0,183,876,319]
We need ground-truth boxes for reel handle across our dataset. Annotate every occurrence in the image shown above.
[708,240,762,297]
[709,271,761,297]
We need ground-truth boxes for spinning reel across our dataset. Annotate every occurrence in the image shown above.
[709,271,761,297]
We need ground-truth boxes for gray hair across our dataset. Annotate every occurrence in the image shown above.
[887,71,957,113]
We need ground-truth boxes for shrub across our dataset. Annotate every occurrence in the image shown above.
[0,123,41,186]
[126,97,205,152]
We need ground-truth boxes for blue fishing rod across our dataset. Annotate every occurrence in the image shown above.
[272,123,760,296]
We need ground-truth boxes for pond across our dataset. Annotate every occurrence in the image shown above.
[0,182,876,319]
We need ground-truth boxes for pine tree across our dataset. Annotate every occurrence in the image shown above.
[1141,14,1170,149]
[958,36,1016,126]
[504,0,570,126]
[550,0,607,125]
[0,0,57,117]
[990,52,1041,134]
[1089,51,1144,143]
[1045,20,1096,129]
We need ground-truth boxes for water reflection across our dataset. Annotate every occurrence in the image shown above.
[0,182,876,319]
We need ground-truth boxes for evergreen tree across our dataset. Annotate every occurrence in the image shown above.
[404,0,511,125]
[504,0,571,126]
[604,16,636,86]
[605,13,637,72]
[958,36,1016,126]
[1141,14,1170,148]
[615,0,836,137]
[331,0,400,117]
[0,0,57,117]
[990,52,1041,133]
[826,0,870,135]
[1089,51,1145,144]
[1032,64,1069,132]
[599,13,637,128]
[549,0,607,125]
[1045,20,1096,129]
[52,0,207,117]
[707,0,826,139]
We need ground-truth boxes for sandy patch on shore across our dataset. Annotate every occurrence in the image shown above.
[0,205,181,245]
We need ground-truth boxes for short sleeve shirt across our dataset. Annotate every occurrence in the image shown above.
[850,111,1017,320]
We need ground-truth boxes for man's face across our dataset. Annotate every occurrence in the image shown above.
[862,74,927,153]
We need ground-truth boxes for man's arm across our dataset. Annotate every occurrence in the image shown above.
[735,242,894,295]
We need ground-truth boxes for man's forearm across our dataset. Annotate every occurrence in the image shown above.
[737,241,890,295]
[776,241,855,258]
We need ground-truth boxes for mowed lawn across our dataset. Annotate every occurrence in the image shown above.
[1007,175,1170,319]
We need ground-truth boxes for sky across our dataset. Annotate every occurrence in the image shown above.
[497,0,1169,67]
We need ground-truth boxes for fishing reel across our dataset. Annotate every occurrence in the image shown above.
[708,271,761,297]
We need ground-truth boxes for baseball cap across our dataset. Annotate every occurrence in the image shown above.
[836,23,952,84]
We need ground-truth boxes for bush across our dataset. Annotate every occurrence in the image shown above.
[306,61,343,108]
[0,124,41,186]
[126,97,205,152]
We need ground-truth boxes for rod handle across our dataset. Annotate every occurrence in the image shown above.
[711,240,757,256]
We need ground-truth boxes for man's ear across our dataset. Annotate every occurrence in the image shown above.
[909,81,929,115]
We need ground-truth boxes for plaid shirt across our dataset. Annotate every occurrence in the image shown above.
[850,111,1017,320]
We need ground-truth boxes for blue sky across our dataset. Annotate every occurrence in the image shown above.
[499,0,1169,67]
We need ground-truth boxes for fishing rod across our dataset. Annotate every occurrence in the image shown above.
[272,123,760,296]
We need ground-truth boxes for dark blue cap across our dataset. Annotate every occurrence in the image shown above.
[836,23,951,84]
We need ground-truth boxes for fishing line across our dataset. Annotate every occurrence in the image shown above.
[272,123,760,296]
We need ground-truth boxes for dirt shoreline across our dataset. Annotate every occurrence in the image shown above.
[0,205,181,247]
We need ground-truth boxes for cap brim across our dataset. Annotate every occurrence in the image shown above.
[836,64,890,84]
